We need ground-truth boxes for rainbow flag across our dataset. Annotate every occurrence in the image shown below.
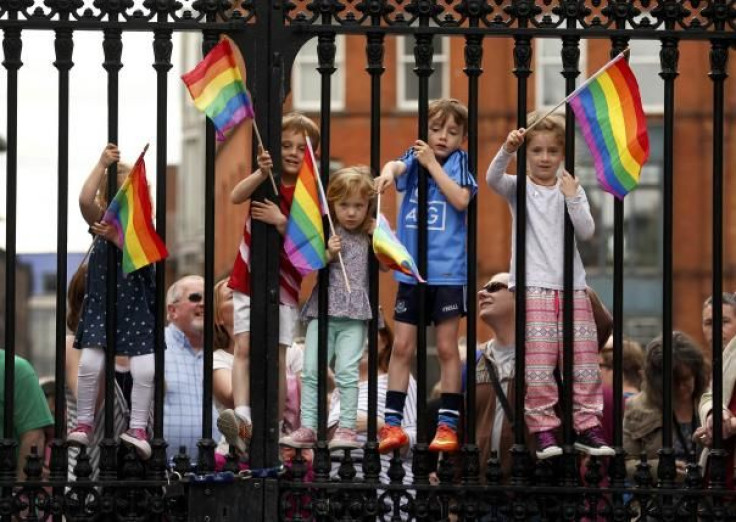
[181,39,255,141]
[373,214,425,283]
[569,53,649,199]
[284,137,328,275]
[102,146,168,275]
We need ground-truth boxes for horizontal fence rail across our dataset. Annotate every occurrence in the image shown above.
[1,1,735,521]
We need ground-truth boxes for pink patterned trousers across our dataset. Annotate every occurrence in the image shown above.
[524,286,603,434]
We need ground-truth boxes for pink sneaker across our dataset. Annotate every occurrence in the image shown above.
[120,428,152,460]
[329,427,361,451]
[68,424,93,447]
[279,426,317,449]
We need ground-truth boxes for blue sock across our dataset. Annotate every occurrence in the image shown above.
[437,393,463,431]
[385,390,407,428]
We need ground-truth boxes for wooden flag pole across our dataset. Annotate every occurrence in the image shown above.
[306,135,351,293]
[524,47,630,134]
[251,118,279,197]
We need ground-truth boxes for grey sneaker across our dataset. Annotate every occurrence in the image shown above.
[217,409,252,456]
[575,427,615,456]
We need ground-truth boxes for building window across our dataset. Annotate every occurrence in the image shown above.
[628,39,664,113]
[535,39,587,109]
[292,36,346,112]
[396,35,449,111]
[576,122,664,274]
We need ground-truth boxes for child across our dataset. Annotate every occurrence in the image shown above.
[486,111,614,459]
[280,166,376,450]
[217,112,320,456]
[374,98,477,454]
[67,143,156,460]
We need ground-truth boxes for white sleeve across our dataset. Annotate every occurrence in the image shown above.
[485,147,518,199]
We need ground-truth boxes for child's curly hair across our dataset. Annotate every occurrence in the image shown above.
[525,110,565,147]
[428,98,469,137]
[282,112,320,149]
[326,166,376,235]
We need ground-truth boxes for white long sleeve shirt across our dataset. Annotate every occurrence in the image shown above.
[485,147,594,291]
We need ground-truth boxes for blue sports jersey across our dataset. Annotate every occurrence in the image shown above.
[395,148,477,285]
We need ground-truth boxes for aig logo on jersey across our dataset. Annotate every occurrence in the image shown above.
[405,190,446,231]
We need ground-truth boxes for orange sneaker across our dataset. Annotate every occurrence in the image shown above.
[429,425,459,453]
[378,425,409,454]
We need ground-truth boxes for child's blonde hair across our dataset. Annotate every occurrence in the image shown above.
[282,112,320,149]
[95,162,131,210]
[428,98,469,137]
[327,166,376,234]
[525,110,565,147]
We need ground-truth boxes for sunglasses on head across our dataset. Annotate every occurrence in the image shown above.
[483,281,508,294]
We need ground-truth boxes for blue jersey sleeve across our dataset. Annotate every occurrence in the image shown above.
[395,148,417,194]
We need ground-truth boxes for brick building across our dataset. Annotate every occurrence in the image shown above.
[192,35,736,353]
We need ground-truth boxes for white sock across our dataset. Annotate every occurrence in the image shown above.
[235,406,251,423]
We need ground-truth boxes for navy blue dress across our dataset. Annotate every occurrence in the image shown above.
[74,236,156,356]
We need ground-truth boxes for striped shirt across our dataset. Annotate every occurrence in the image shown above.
[228,184,302,307]
[328,373,417,484]
[163,325,220,461]
[66,381,129,480]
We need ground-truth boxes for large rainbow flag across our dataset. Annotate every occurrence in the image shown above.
[181,39,255,141]
[102,146,168,275]
[568,53,649,200]
[373,214,425,283]
[284,137,328,275]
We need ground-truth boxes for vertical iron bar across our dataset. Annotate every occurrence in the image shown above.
[364,27,385,483]
[101,27,122,481]
[708,36,728,491]
[657,35,679,489]
[561,33,580,486]
[609,35,630,500]
[151,27,173,478]
[1,26,21,488]
[50,26,73,502]
[314,29,336,484]
[462,29,482,484]
[510,34,531,486]
[197,28,219,473]
[412,26,433,486]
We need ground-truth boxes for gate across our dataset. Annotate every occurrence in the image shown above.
[1,0,736,520]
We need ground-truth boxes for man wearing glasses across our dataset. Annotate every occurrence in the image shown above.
[474,272,531,481]
[163,275,220,461]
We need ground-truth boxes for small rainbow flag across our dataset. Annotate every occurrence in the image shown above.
[568,52,649,199]
[284,137,328,275]
[181,39,255,141]
[102,146,168,275]
[373,214,425,283]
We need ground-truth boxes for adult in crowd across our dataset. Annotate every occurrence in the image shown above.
[327,308,417,484]
[65,263,129,480]
[702,293,736,351]
[212,278,236,464]
[0,349,53,479]
[623,332,709,482]
[696,333,736,488]
[164,275,220,461]
[473,272,531,479]
[599,337,644,400]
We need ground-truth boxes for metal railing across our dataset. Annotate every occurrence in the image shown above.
[1,1,735,520]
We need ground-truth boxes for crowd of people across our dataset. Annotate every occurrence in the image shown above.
[5,102,736,489]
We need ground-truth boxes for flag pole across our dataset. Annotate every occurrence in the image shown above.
[306,136,352,293]
[524,47,630,134]
[250,118,280,197]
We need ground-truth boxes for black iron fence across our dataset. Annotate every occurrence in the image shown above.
[1,1,736,520]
